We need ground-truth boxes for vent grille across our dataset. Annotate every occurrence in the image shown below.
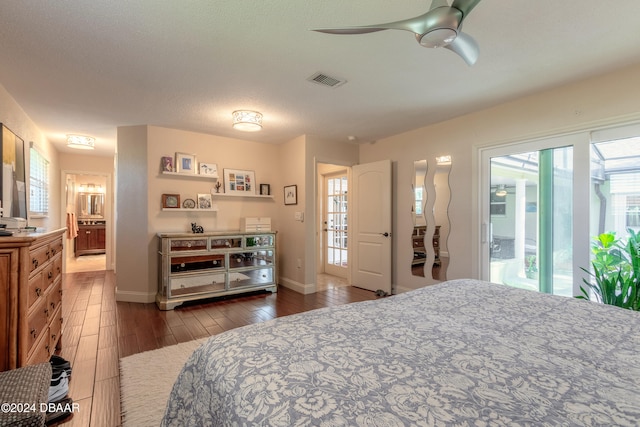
[307,72,347,88]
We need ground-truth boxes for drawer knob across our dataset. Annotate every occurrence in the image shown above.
[86,231,91,234]
[32,258,39,268]
[30,328,37,338]
[44,308,49,317]
[35,287,42,297]
[51,302,55,310]
[51,333,56,341]
[46,250,50,258]
[48,271,53,280]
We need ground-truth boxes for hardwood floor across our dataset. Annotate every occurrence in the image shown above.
[56,270,377,426]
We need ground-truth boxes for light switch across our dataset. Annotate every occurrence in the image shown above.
[295,211,304,222]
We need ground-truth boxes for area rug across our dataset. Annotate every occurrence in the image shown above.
[120,338,207,426]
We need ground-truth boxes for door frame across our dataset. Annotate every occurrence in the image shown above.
[477,133,591,296]
[321,169,349,278]
[60,170,113,273]
[314,159,354,286]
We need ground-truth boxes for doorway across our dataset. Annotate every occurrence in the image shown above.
[63,171,110,273]
[317,163,350,290]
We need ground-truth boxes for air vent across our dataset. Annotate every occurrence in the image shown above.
[307,72,347,88]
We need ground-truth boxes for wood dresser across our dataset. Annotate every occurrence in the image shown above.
[0,228,65,371]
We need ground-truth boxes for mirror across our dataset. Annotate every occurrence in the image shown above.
[77,192,104,219]
[432,157,451,281]
[411,157,452,280]
[411,160,427,277]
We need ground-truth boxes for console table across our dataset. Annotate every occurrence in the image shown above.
[157,231,277,310]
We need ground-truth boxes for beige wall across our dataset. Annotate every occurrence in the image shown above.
[0,83,60,230]
[360,63,640,293]
[117,125,287,302]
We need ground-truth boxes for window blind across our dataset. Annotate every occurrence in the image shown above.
[29,146,49,215]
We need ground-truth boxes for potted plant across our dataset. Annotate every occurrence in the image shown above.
[577,228,640,311]
[524,255,538,279]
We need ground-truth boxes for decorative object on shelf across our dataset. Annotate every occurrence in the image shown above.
[161,156,174,172]
[214,182,222,193]
[284,184,297,205]
[232,110,263,132]
[260,184,270,196]
[197,193,213,209]
[199,162,218,176]
[223,169,256,195]
[176,152,197,174]
[191,222,204,233]
[182,198,196,209]
[162,194,180,208]
[66,134,95,150]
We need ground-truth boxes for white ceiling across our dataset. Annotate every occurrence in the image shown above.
[1,1,640,157]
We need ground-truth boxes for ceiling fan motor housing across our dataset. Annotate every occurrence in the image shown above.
[416,7,462,48]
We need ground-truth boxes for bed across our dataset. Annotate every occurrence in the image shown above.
[161,279,640,426]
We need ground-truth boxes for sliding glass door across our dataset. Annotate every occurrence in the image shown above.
[481,124,640,297]
[488,147,573,295]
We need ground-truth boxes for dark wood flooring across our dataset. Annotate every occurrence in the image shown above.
[56,270,377,426]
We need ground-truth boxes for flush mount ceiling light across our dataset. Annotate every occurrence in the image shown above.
[67,134,95,150]
[232,110,263,132]
[495,185,507,197]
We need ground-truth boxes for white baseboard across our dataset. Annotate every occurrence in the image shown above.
[279,277,316,294]
[115,288,156,303]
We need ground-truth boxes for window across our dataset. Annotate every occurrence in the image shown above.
[29,146,49,215]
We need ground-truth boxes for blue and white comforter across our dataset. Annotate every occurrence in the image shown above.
[161,279,640,426]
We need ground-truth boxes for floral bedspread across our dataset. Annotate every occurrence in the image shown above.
[161,279,640,426]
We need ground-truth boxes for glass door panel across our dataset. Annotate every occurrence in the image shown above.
[489,146,573,295]
[324,173,348,277]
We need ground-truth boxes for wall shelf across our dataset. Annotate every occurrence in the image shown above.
[162,207,218,212]
[161,171,218,180]
[213,193,273,199]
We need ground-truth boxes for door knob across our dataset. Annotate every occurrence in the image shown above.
[381,232,390,237]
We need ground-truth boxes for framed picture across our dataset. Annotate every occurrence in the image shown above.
[260,184,270,196]
[284,184,297,205]
[161,156,174,172]
[176,152,197,174]
[162,194,180,208]
[197,193,213,209]
[199,162,218,176]
[182,198,196,209]
[223,169,256,195]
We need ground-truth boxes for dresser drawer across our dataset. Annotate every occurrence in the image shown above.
[47,280,63,316]
[49,237,63,259]
[27,271,45,310]
[26,331,51,366]
[49,307,63,352]
[27,299,48,352]
[29,244,50,274]
[53,253,62,282]
[170,272,226,297]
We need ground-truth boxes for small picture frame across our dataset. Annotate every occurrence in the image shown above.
[199,162,218,176]
[260,184,270,196]
[197,193,213,209]
[176,152,197,174]
[162,194,180,209]
[284,185,297,205]
[223,169,256,195]
[161,156,174,172]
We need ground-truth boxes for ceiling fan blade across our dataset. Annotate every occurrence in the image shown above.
[313,12,437,37]
[451,0,482,20]
[313,27,388,35]
[443,32,479,65]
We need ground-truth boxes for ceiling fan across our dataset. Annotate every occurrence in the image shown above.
[313,0,482,66]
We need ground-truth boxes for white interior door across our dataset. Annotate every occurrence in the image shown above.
[352,160,392,293]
